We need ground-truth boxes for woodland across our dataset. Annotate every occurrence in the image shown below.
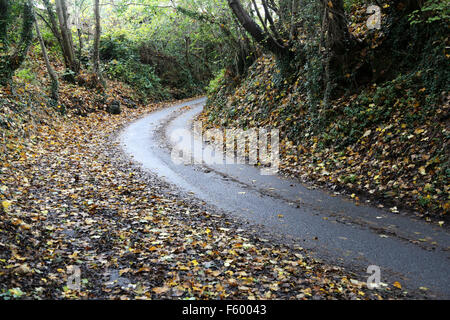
[0,0,448,300]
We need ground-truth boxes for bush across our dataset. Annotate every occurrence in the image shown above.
[15,67,35,82]
[101,36,168,100]
[206,68,225,94]
[105,58,168,101]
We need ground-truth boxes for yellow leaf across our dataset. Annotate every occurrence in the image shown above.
[152,286,170,294]
[418,166,426,176]
[1,200,11,213]
[393,281,402,289]
[119,268,131,276]
[68,252,79,259]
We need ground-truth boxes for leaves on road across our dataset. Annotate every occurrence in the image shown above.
[0,95,405,300]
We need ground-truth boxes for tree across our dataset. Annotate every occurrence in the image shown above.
[226,0,303,77]
[55,0,79,74]
[226,0,289,58]
[176,4,256,77]
[41,0,65,63]
[321,0,355,57]
[0,0,34,86]
[32,4,59,103]
[93,0,104,87]
[0,0,8,53]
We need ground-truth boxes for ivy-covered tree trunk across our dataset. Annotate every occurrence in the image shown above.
[227,0,295,78]
[0,0,8,53]
[323,0,354,56]
[0,0,34,86]
[320,0,358,100]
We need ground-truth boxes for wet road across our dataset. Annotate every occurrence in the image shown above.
[119,97,450,298]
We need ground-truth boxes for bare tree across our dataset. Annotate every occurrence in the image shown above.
[93,0,104,87]
[55,0,79,74]
[32,4,59,103]
[41,0,65,62]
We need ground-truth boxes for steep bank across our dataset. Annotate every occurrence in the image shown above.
[202,12,449,220]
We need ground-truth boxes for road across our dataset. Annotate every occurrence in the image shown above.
[119,97,450,298]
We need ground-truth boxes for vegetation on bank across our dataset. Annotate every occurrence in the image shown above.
[0,0,448,300]
[203,1,449,219]
[0,1,448,218]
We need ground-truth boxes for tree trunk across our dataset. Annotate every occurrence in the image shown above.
[227,0,288,58]
[77,28,83,62]
[185,36,191,68]
[41,0,65,64]
[322,0,354,56]
[33,8,59,103]
[55,0,79,74]
[320,0,358,99]
[93,0,104,87]
[0,0,34,86]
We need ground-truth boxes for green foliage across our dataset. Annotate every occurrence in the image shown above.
[106,58,167,100]
[0,0,34,85]
[206,68,225,94]
[15,67,35,82]
[100,0,224,98]
[343,0,366,10]
[100,36,166,100]
[99,35,134,61]
[409,0,450,25]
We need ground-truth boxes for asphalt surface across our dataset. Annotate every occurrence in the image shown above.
[119,97,450,298]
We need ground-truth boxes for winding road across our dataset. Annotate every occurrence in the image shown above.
[119,97,450,298]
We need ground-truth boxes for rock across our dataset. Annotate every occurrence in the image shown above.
[123,98,138,109]
[107,100,121,114]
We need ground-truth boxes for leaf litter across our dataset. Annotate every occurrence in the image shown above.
[0,93,412,300]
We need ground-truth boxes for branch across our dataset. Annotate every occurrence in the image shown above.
[227,0,288,56]
[251,0,284,49]
[261,0,280,40]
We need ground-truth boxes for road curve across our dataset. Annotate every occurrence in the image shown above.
[119,97,450,298]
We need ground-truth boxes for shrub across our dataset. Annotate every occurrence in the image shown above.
[105,58,168,101]
[206,68,225,95]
